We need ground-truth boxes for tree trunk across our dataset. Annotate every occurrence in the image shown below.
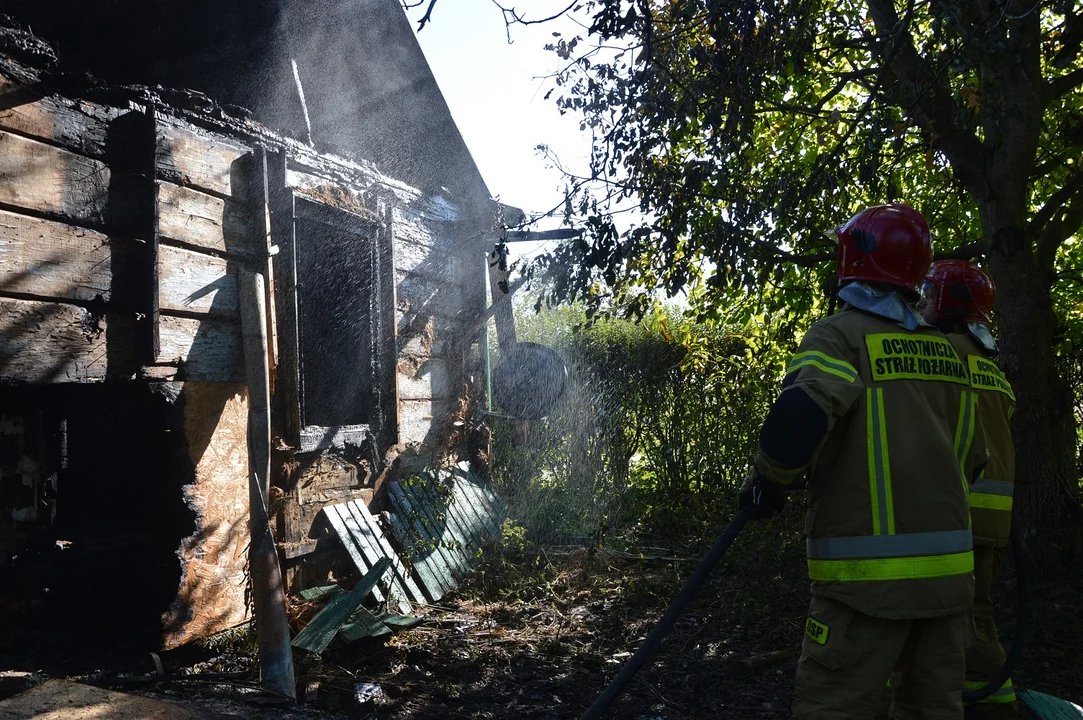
[982,216,1081,552]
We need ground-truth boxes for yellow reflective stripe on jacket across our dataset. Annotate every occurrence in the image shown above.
[787,350,859,382]
[808,551,973,582]
[762,459,807,485]
[970,478,1014,511]
[964,678,1016,704]
[954,390,978,496]
[866,388,894,536]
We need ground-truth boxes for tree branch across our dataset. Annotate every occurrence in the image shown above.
[414,0,440,31]
[1035,172,1083,268]
[865,0,986,192]
[492,0,579,26]
[1048,67,1083,101]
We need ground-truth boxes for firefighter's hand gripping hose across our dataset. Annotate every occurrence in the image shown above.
[961,526,1028,704]
[578,503,756,720]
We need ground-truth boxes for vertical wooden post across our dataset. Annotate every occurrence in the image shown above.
[486,243,518,353]
[239,268,296,701]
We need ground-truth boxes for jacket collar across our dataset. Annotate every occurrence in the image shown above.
[838,281,927,331]
[967,322,999,355]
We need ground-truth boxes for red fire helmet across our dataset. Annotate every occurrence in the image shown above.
[922,259,996,323]
[836,204,933,298]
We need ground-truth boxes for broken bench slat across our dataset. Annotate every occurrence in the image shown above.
[299,584,343,602]
[338,501,411,614]
[342,500,425,610]
[398,477,471,578]
[322,504,386,604]
[410,474,482,570]
[389,480,464,591]
[337,608,392,643]
[291,558,391,655]
[386,510,448,604]
[349,502,427,606]
[386,482,457,601]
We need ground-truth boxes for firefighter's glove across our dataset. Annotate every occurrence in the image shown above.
[738,471,785,521]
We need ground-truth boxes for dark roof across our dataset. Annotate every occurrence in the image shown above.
[2,0,493,209]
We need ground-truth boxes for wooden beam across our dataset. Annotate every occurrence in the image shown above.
[157,182,256,257]
[0,73,122,159]
[157,314,243,382]
[238,268,296,701]
[0,130,111,226]
[0,297,108,383]
[158,244,238,316]
[376,200,399,452]
[0,208,129,303]
[155,122,248,199]
[268,152,301,444]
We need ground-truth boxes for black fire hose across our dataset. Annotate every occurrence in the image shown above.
[579,504,756,720]
[961,526,1029,704]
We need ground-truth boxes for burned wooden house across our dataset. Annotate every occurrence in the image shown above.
[0,1,518,674]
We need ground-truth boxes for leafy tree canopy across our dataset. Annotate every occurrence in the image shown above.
[525,0,1082,328]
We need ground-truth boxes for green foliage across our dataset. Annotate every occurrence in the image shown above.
[490,296,810,542]
[531,0,1081,323]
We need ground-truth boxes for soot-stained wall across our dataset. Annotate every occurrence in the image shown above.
[4,0,492,208]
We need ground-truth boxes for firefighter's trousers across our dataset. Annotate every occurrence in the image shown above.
[791,595,967,720]
[964,544,1018,718]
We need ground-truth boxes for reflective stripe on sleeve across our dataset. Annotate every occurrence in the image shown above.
[866,388,894,535]
[964,678,1016,705]
[787,351,859,383]
[761,459,807,485]
[954,390,978,498]
[970,478,1014,511]
[807,529,973,560]
[807,551,973,582]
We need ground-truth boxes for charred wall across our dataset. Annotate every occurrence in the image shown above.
[0,28,492,645]
[0,383,195,672]
[4,0,493,208]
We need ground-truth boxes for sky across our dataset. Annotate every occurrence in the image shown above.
[404,0,593,261]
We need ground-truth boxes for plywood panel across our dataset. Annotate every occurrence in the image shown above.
[157,182,256,256]
[0,298,107,383]
[0,130,110,225]
[163,382,250,649]
[155,123,248,198]
[158,244,238,315]
[157,314,243,382]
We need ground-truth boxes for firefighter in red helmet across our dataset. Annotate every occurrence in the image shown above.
[920,260,1018,719]
[740,205,987,719]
